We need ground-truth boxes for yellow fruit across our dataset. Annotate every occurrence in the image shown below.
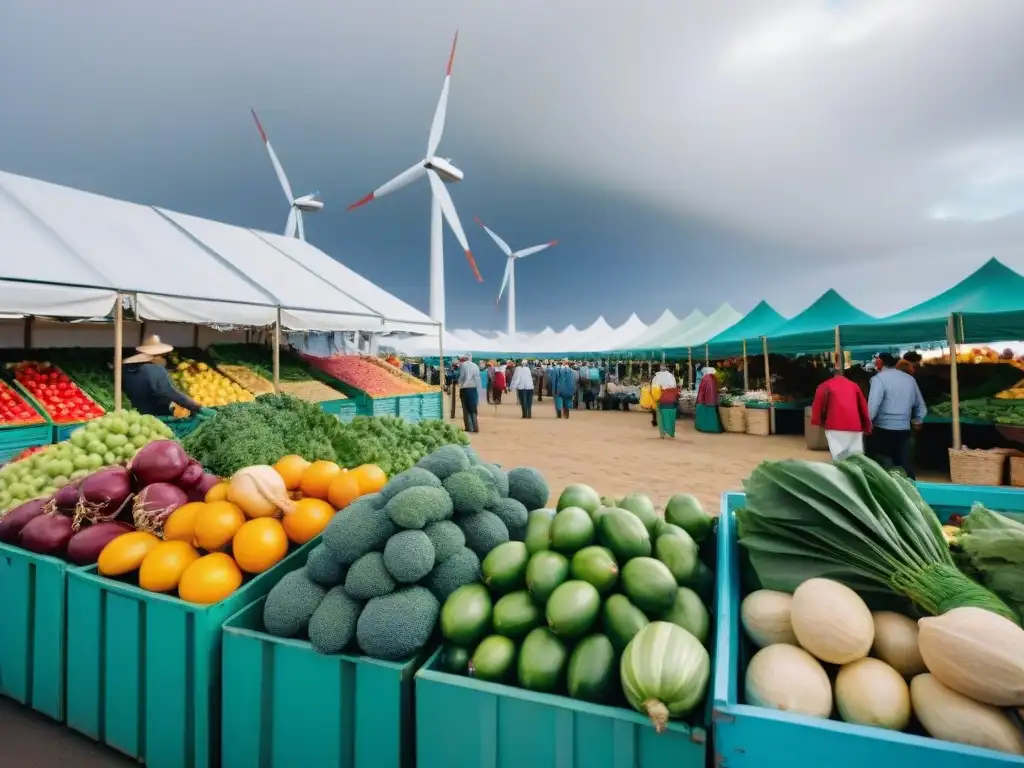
[177,553,242,604]
[162,501,205,543]
[232,518,289,574]
[205,482,230,503]
[282,497,335,544]
[299,461,343,500]
[97,531,161,576]
[193,500,247,551]
[274,454,311,491]
[139,540,200,592]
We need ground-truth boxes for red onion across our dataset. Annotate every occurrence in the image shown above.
[131,440,189,486]
[45,480,82,516]
[178,462,204,489]
[188,472,221,503]
[74,466,133,529]
[0,498,48,543]
[66,521,134,565]
[132,482,188,535]
[19,513,75,556]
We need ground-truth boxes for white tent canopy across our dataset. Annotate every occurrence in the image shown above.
[0,171,437,333]
[604,313,647,349]
[617,309,688,350]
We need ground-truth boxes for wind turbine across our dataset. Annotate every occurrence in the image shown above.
[475,218,557,336]
[347,32,481,325]
[251,109,323,240]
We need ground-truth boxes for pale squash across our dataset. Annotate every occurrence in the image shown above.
[910,674,1024,755]
[790,578,873,665]
[741,590,798,648]
[918,606,1024,707]
[871,611,926,677]
[835,657,911,731]
[745,644,832,719]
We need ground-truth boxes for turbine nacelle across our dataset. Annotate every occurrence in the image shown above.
[426,157,463,183]
[293,194,324,212]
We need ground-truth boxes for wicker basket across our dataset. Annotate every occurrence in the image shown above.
[948,448,1006,486]
[722,405,747,433]
[746,407,771,436]
[1010,455,1024,488]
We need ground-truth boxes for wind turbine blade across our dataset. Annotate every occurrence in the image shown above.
[497,258,513,305]
[427,168,482,282]
[473,217,513,256]
[251,109,295,203]
[285,207,298,238]
[513,240,558,259]
[348,162,427,210]
[296,209,305,241]
[426,31,458,158]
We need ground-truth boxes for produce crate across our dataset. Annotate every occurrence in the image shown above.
[0,422,52,464]
[54,420,89,443]
[0,542,75,722]
[416,648,709,768]
[157,414,202,439]
[64,539,319,768]
[712,482,1024,768]
[319,397,358,423]
[221,597,426,768]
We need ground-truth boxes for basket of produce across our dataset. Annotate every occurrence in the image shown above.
[746,407,771,436]
[303,354,434,399]
[8,361,106,442]
[419,485,717,768]
[722,405,747,433]
[0,379,51,463]
[216,363,276,395]
[715,458,1024,767]
[948,448,1007,486]
[169,353,256,407]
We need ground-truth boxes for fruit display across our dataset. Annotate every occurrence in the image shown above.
[10,361,105,424]
[182,394,467,477]
[277,381,348,403]
[168,354,255,407]
[437,483,716,733]
[257,446,555,662]
[207,344,347,403]
[0,379,46,426]
[303,354,432,397]
[736,454,1024,756]
[362,355,437,393]
[0,411,175,513]
[216,364,276,396]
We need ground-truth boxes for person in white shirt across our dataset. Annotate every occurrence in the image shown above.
[510,360,535,419]
[651,364,680,438]
[457,355,481,433]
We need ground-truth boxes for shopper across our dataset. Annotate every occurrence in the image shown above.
[867,353,927,477]
[510,360,535,418]
[651,364,680,438]
[531,361,543,402]
[491,365,506,405]
[549,359,576,419]
[810,367,872,460]
[457,354,481,433]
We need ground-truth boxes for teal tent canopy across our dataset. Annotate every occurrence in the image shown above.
[701,301,787,359]
[765,289,874,355]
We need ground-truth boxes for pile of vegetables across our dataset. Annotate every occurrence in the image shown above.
[259,445,548,663]
[0,411,175,512]
[303,354,430,397]
[11,361,105,424]
[737,454,1024,756]
[182,395,467,478]
[438,483,716,733]
[0,379,46,425]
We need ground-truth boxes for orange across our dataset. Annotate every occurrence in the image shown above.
[282,497,335,545]
[326,472,362,511]
[299,460,343,500]
[193,500,247,552]
[162,501,205,543]
[350,464,387,495]
[205,482,230,503]
[273,454,311,491]
[177,553,242,605]
[97,531,160,577]
[138,540,199,592]
[232,518,289,573]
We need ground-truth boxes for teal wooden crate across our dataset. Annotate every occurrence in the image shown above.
[221,597,425,768]
[319,397,358,423]
[0,422,52,463]
[157,415,201,439]
[363,396,399,417]
[0,543,73,721]
[64,539,318,768]
[713,482,1024,768]
[396,394,423,422]
[416,650,709,768]
[420,392,442,420]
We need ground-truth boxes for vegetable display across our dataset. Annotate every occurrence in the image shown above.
[0,380,45,425]
[436,483,715,733]
[736,455,1024,756]
[303,354,434,397]
[207,344,347,403]
[259,446,550,663]
[10,361,104,423]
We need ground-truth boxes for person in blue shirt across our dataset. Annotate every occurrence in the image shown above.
[121,337,213,419]
[867,352,927,478]
[549,359,577,419]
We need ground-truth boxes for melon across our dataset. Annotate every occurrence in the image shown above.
[745,644,832,718]
[741,590,798,648]
[835,658,911,731]
[870,611,925,677]
[790,578,873,665]
[911,674,1024,755]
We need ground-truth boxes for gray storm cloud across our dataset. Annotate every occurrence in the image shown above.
[1,0,1023,318]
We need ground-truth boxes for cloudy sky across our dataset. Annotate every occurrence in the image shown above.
[2,0,1023,333]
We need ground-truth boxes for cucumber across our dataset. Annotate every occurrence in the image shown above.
[603,594,648,652]
[440,583,493,645]
[618,493,661,534]
[567,634,617,703]
[469,635,517,682]
[526,550,569,603]
[598,508,652,561]
[518,627,568,692]
[482,541,529,593]
[546,580,601,639]
[550,507,595,554]
[440,644,471,675]
[570,545,619,594]
[654,529,699,583]
[665,493,712,544]
[659,586,710,644]
[524,508,556,554]
[492,590,543,640]
[621,557,678,614]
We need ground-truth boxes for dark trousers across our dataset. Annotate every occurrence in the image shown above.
[651,409,659,427]
[460,388,479,433]
[449,385,458,419]
[517,389,534,418]
[870,426,914,478]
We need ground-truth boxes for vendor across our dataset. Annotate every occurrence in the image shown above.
[121,336,209,418]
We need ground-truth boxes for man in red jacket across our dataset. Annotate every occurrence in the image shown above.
[810,368,872,460]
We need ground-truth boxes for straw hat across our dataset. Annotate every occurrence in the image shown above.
[124,335,174,364]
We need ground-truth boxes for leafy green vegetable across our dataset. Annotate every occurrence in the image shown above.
[739,454,1018,622]
[206,344,316,383]
[953,504,1024,620]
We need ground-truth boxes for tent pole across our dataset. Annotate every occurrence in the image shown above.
[762,336,774,434]
[705,344,709,367]
[114,294,124,412]
[947,314,961,450]
[438,323,445,421]
[687,348,693,389]
[273,309,281,394]
[742,339,749,391]
[834,326,842,373]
